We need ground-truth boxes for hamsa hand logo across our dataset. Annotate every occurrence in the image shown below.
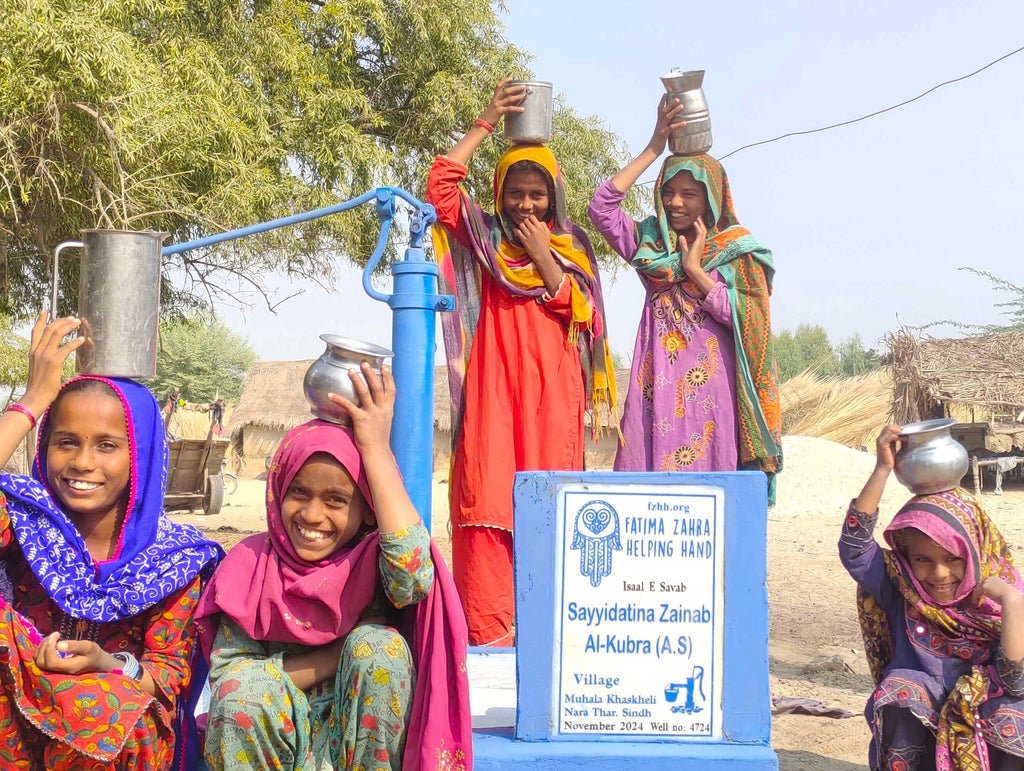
[570,500,621,587]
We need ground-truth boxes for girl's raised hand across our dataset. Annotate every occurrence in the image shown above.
[875,424,904,471]
[22,311,84,418]
[327,363,395,459]
[481,78,528,127]
[647,95,686,155]
[481,77,528,123]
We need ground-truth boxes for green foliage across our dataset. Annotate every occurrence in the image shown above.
[0,0,636,320]
[834,333,880,377]
[0,315,29,393]
[774,324,880,381]
[773,324,837,380]
[144,315,256,403]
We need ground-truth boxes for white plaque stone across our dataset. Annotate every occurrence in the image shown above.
[554,483,725,739]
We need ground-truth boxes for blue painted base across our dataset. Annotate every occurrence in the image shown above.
[473,727,778,770]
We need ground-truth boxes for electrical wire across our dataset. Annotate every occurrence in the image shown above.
[718,43,1024,160]
[635,42,1024,190]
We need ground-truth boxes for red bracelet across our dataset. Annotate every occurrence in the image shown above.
[473,118,495,134]
[5,403,37,428]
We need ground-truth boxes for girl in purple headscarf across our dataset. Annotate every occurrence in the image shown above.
[841,425,1024,770]
[0,312,223,769]
[196,363,471,771]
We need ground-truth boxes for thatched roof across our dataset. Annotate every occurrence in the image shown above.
[227,360,314,437]
[231,359,634,440]
[888,328,1024,424]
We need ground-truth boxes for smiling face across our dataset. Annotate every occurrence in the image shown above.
[660,171,708,235]
[501,168,552,227]
[45,389,131,525]
[902,528,966,604]
[280,452,375,562]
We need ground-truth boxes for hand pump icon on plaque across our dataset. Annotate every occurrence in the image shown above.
[665,666,706,714]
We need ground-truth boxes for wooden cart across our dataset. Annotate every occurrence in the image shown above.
[164,434,230,515]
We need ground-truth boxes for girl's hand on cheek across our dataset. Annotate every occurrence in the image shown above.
[972,576,1022,607]
[679,217,707,275]
[515,215,552,262]
[327,363,395,458]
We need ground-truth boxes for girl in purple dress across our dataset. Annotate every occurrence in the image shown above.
[841,425,1024,770]
[587,97,781,500]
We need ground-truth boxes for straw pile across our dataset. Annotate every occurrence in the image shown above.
[780,369,891,451]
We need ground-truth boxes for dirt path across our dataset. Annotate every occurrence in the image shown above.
[175,439,1024,769]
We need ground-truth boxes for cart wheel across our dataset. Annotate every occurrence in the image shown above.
[224,472,238,496]
[204,474,225,516]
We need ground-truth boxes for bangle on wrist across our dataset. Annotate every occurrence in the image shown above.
[111,651,143,680]
[5,403,37,429]
[474,118,495,134]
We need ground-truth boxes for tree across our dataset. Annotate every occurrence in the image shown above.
[773,324,838,381]
[0,315,29,399]
[146,316,257,404]
[834,333,880,377]
[0,0,637,321]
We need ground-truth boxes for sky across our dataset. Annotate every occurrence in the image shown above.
[220,0,1024,363]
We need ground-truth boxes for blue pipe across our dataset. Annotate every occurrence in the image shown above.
[162,187,451,532]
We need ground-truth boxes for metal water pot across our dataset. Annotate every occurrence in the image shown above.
[893,418,970,495]
[660,68,713,156]
[51,229,168,378]
[303,335,394,425]
[503,80,553,144]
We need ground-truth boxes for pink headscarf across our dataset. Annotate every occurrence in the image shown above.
[196,420,472,770]
[884,487,1024,619]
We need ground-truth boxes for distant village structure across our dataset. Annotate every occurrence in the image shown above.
[228,361,631,477]
[888,328,1024,494]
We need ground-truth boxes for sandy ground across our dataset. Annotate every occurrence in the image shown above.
[170,440,1024,770]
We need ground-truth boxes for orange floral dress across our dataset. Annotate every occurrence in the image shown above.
[0,496,202,769]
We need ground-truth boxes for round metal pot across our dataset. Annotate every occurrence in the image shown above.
[893,418,969,495]
[303,335,394,425]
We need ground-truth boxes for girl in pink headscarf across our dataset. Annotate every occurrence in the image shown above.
[196,364,472,771]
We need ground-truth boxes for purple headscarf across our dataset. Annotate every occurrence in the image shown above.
[0,376,223,621]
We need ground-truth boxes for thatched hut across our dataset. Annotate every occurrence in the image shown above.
[227,360,314,474]
[229,359,633,476]
[887,328,1024,452]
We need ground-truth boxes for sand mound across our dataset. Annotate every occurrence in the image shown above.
[773,435,912,523]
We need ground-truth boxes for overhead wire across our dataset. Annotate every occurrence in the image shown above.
[635,43,1024,189]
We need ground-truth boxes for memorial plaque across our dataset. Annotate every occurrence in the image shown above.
[554,483,725,739]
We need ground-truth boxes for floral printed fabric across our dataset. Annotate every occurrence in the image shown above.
[0,498,203,767]
[842,497,1024,769]
[616,277,739,474]
[205,525,434,771]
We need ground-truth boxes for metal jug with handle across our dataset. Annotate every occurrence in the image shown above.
[503,80,553,144]
[51,229,168,378]
[660,68,713,156]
